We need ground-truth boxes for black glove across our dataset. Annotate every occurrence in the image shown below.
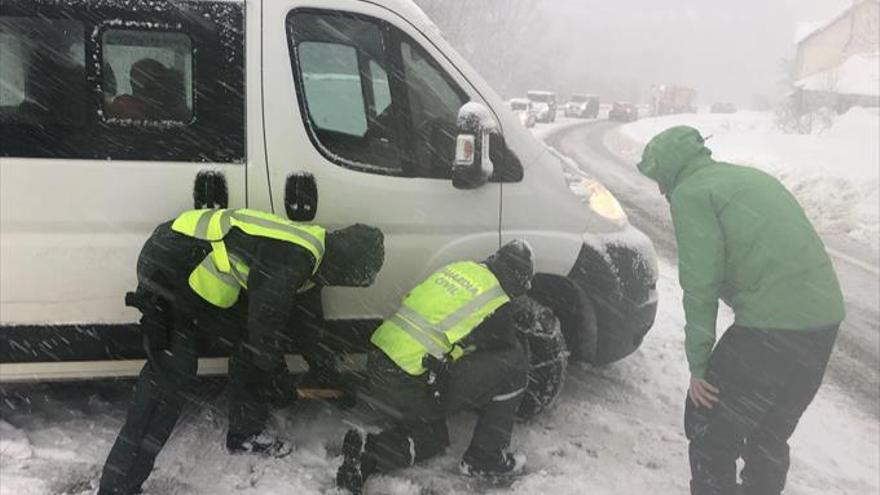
[422,354,451,406]
[512,298,537,333]
[125,290,171,358]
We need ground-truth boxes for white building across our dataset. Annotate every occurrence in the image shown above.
[793,0,879,112]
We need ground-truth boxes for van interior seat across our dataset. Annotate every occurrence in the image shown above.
[107,94,148,120]
[17,50,85,126]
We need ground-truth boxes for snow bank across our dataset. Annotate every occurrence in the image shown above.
[613,109,880,253]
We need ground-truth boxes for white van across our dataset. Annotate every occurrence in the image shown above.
[0,0,658,405]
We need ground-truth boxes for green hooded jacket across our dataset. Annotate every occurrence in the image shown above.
[638,126,844,378]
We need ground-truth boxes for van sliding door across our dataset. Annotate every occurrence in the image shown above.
[0,0,246,360]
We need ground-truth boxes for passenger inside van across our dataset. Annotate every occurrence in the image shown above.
[107,58,189,121]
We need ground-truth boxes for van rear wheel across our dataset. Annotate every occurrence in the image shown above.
[514,297,568,420]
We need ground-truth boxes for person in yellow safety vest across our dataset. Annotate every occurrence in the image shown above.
[99,208,384,495]
[337,240,535,495]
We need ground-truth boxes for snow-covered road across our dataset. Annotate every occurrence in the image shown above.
[2,257,876,495]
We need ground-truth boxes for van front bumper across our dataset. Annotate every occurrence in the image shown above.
[568,226,659,365]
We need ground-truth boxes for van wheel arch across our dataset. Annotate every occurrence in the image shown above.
[529,274,598,364]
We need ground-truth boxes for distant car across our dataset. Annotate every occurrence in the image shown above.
[711,102,737,114]
[509,98,537,128]
[527,90,558,123]
[609,102,639,122]
[565,94,600,119]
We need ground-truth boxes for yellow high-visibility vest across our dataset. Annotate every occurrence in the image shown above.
[371,261,510,375]
[171,208,326,308]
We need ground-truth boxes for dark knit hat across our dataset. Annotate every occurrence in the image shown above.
[485,239,535,298]
[316,224,385,287]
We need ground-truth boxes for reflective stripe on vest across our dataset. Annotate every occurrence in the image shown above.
[171,209,326,308]
[370,261,510,376]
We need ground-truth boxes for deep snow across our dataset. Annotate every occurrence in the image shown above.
[607,109,880,254]
[1,261,877,495]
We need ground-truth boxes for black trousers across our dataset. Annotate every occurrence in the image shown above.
[686,324,838,495]
[361,342,528,474]
[99,290,329,495]
[98,301,283,494]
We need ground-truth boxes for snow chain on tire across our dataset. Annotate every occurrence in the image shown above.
[514,297,569,420]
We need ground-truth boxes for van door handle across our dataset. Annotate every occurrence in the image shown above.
[284,172,318,221]
[194,169,228,209]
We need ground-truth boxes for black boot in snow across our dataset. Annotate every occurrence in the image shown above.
[227,433,293,458]
[336,429,370,495]
[459,449,526,478]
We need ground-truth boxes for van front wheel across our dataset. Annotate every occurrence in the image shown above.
[514,297,569,420]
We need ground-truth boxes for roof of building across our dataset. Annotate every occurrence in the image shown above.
[795,0,879,46]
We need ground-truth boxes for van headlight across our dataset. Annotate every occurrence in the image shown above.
[570,178,628,224]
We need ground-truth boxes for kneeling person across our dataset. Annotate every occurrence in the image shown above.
[99,208,384,495]
[337,241,534,494]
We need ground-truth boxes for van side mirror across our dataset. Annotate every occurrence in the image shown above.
[452,102,499,190]
[193,169,228,209]
[285,172,318,221]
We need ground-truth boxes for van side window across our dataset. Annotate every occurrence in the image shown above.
[289,10,480,179]
[299,42,368,136]
[0,17,86,127]
[289,12,402,174]
[0,1,245,163]
[102,29,194,124]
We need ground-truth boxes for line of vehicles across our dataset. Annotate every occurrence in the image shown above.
[507,91,639,127]
[648,85,737,116]
[507,84,738,128]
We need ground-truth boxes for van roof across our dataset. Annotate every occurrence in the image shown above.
[361,0,438,32]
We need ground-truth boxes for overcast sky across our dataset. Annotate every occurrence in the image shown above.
[526,0,853,105]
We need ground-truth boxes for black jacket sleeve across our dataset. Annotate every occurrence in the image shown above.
[457,303,518,353]
[243,238,315,370]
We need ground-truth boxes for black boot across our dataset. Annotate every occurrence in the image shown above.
[336,429,374,495]
[227,433,293,458]
[460,448,526,478]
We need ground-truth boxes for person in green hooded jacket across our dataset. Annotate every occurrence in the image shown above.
[637,126,844,495]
